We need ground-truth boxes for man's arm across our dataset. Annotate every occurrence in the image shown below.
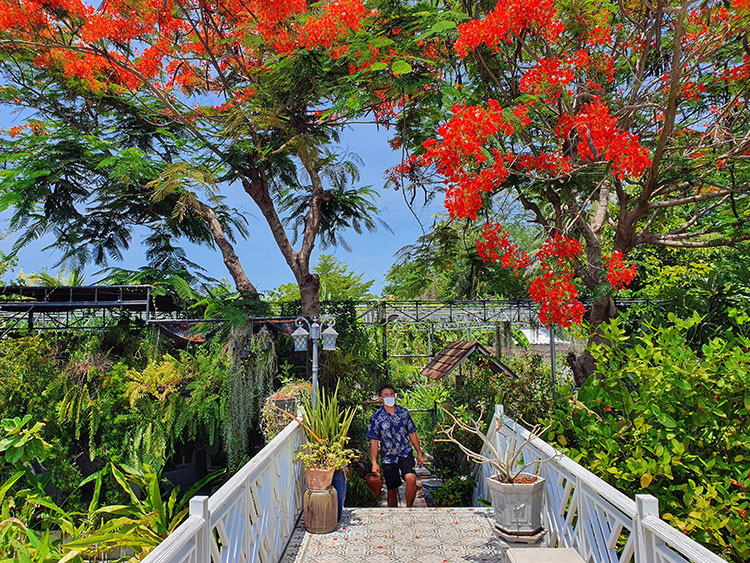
[408,432,423,468]
[370,439,380,476]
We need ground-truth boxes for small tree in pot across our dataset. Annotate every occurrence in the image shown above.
[437,407,555,539]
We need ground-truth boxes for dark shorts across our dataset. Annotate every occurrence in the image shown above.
[382,452,416,490]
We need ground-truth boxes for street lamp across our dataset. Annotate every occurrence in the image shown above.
[291,317,338,406]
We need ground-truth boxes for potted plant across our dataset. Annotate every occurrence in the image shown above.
[436,407,554,540]
[274,383,355,493]
[295,440,353,489]
[260,379,312,442]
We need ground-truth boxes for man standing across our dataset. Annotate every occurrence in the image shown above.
[367,384,424,507]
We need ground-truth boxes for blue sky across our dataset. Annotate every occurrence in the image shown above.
[0,110,445,294]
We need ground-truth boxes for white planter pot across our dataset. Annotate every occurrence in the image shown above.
[486,473,545,536]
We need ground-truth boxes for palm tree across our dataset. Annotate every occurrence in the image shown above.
[27,266,86,286]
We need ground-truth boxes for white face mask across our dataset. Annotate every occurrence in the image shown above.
[383,396,396,407]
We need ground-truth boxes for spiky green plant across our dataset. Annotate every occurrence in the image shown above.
[299,382,356,448]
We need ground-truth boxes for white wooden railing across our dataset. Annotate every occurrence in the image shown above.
[143,419,305,563]
[474,405,727,563]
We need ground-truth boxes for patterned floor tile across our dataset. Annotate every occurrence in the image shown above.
[280,507,511,562]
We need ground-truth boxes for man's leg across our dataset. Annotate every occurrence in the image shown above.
[401,453,418,507]
[382,463,400,508]
[387,488,399,507]
[404,473,417,507]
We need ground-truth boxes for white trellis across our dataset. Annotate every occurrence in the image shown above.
[474,405,727,563]
[143,418,305,563]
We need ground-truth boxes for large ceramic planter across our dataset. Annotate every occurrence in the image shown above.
[422,478,443,507]
[305,467,335,490]
[331,470,346,521]
[303,487,338,534]
[486,473,546,536]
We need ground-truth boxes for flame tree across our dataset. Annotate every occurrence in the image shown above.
[0,0,448,314]
[391,0,750,383]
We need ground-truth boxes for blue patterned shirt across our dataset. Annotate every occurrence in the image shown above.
[366,405,417,464]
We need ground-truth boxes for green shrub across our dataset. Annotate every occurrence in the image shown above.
[398,378,450,456]
[431,474,475,507]
[548,316,750,562]
[344,470,378,507]
[449,353,561,426]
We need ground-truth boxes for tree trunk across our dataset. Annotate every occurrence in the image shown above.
[195,201,259,297]
[298,271,321,317]
[567,294,618,386]
[241,155,325,318]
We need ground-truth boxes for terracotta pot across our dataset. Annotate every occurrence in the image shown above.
[306,467,335,490]
[365,472,382,499]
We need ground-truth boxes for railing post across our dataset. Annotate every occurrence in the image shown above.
[635,494,659,563]
[190,496,210,563]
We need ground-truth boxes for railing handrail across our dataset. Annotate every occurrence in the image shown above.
[641,515,723,563]
[142,515,205,563]
[497,406,637,517]
[477,404,727,563]
[143,417,305,563]
[207,416,300,514]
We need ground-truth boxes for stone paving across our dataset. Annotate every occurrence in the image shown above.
[279,507,506,562]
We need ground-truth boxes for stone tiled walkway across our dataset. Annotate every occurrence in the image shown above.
[279,507,506,562]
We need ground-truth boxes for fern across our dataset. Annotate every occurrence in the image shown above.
[88,403,102,461]
[58,384,90,441]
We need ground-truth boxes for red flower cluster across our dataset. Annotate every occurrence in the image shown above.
[537,233,583,265]
[722,54,750,84]
[520,57,573,98]
[528,234,587,328]
[605,251,637,289]
[422,100,513,220]
[588,24,613,46]
[556,100,651,180]
[454,0,562,57]
[476,223,529,273]
[296,0,368,51]
[0,0,369,94]
[570,49,614,83]
[386,153,422,185]
[476,227,587,328]
[7,122,48,137]
[681,81,706,101]
[512,101,533,125]
[442,154,511,220]
[517,151,572,176]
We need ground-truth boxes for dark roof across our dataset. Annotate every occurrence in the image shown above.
[0,285,178,312]
[421,340,516,380]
